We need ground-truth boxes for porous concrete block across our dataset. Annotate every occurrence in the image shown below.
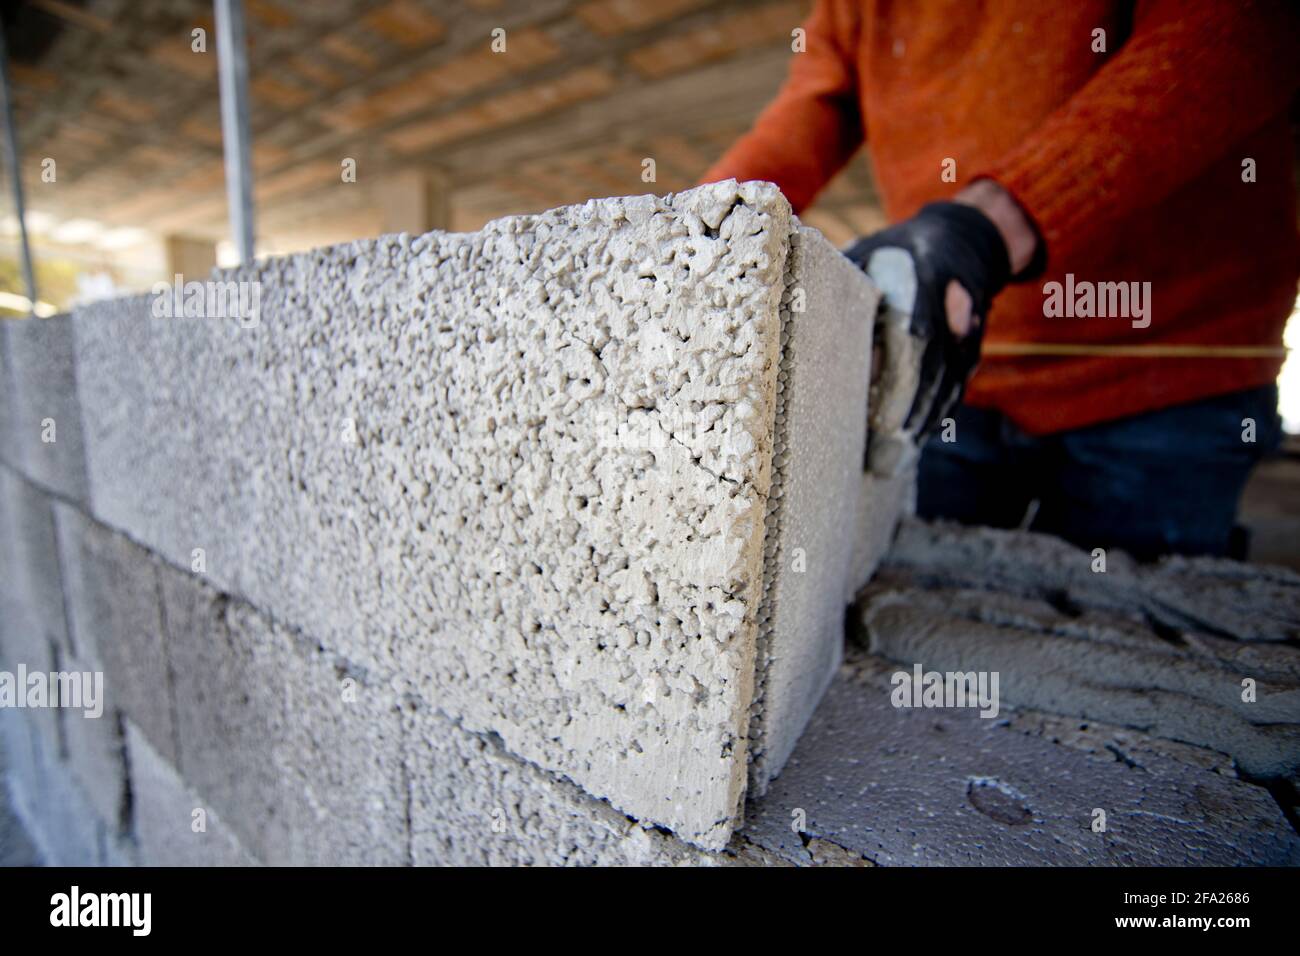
[404,700,714,866]
[71,292,252,593]
[125,721,257,866]
[57,652,127,829]
[850,468,913,593]
[161,565,406,865]
[0,465,70,657]
[0,466,67,757]
[71,181,885,848]
[274,637,407,866]
[159,568,289,861]
[0,319,14,468]
[53,502,177,765]
[745,225,876,794]
[5,313,89,501]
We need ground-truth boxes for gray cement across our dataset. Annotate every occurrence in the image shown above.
[863,521,1300,779]
[886,519,1300,643]
[742,649,1300,865]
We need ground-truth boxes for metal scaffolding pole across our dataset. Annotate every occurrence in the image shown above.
[215,0,254,264]
[0,14,37,314]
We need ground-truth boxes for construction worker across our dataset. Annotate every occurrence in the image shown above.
[702,0,1299,561]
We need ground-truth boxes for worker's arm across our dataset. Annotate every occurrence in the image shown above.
[701,0,864,212]
[850,0,1297,470]
[979,0,1300,268]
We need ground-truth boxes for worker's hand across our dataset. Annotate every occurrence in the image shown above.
[844,183,1038,476]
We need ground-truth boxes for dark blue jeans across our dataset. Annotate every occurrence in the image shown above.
[917,386,1282,561]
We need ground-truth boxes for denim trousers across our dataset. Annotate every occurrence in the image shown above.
[916,385,1282,561]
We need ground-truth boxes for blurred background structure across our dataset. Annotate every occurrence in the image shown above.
[0,0,1296,562]
[0,0,889,299]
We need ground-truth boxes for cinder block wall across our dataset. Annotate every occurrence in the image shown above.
[0,182,887,864]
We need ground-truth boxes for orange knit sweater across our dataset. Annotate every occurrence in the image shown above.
[703,0,1300,434]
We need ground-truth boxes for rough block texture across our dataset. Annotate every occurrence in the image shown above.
[71,181,885,848]
[54,502,179,765]
[57,655,127,829]
[0,465,67,757]
[4,314,89,501]
[404,701,714,866]
[0,466,70,658]
[160,565,407,865]
[125,721,257,867]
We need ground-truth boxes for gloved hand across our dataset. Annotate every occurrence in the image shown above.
[843,200,1019,476]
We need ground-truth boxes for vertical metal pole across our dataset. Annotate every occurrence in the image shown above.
[0,15,37,314]
[215,0,254,264]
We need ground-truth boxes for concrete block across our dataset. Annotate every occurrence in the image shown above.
[274,636,407,866]
[746,224,876,794]
[124,721,257,866]
[404,700,714,866]
[0,709,42,866]
[0,466,67,757]
[160,568,289,861]
[71,292,252,595]
[0,708,101,866]
[4,314,89,501]
[71,181,886,848]
[0,465,70,658]
[57,654,126,829]
[161,566,406,865]
[850,468,913,594]
[53,502,177,765]
[0,319,14,469]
